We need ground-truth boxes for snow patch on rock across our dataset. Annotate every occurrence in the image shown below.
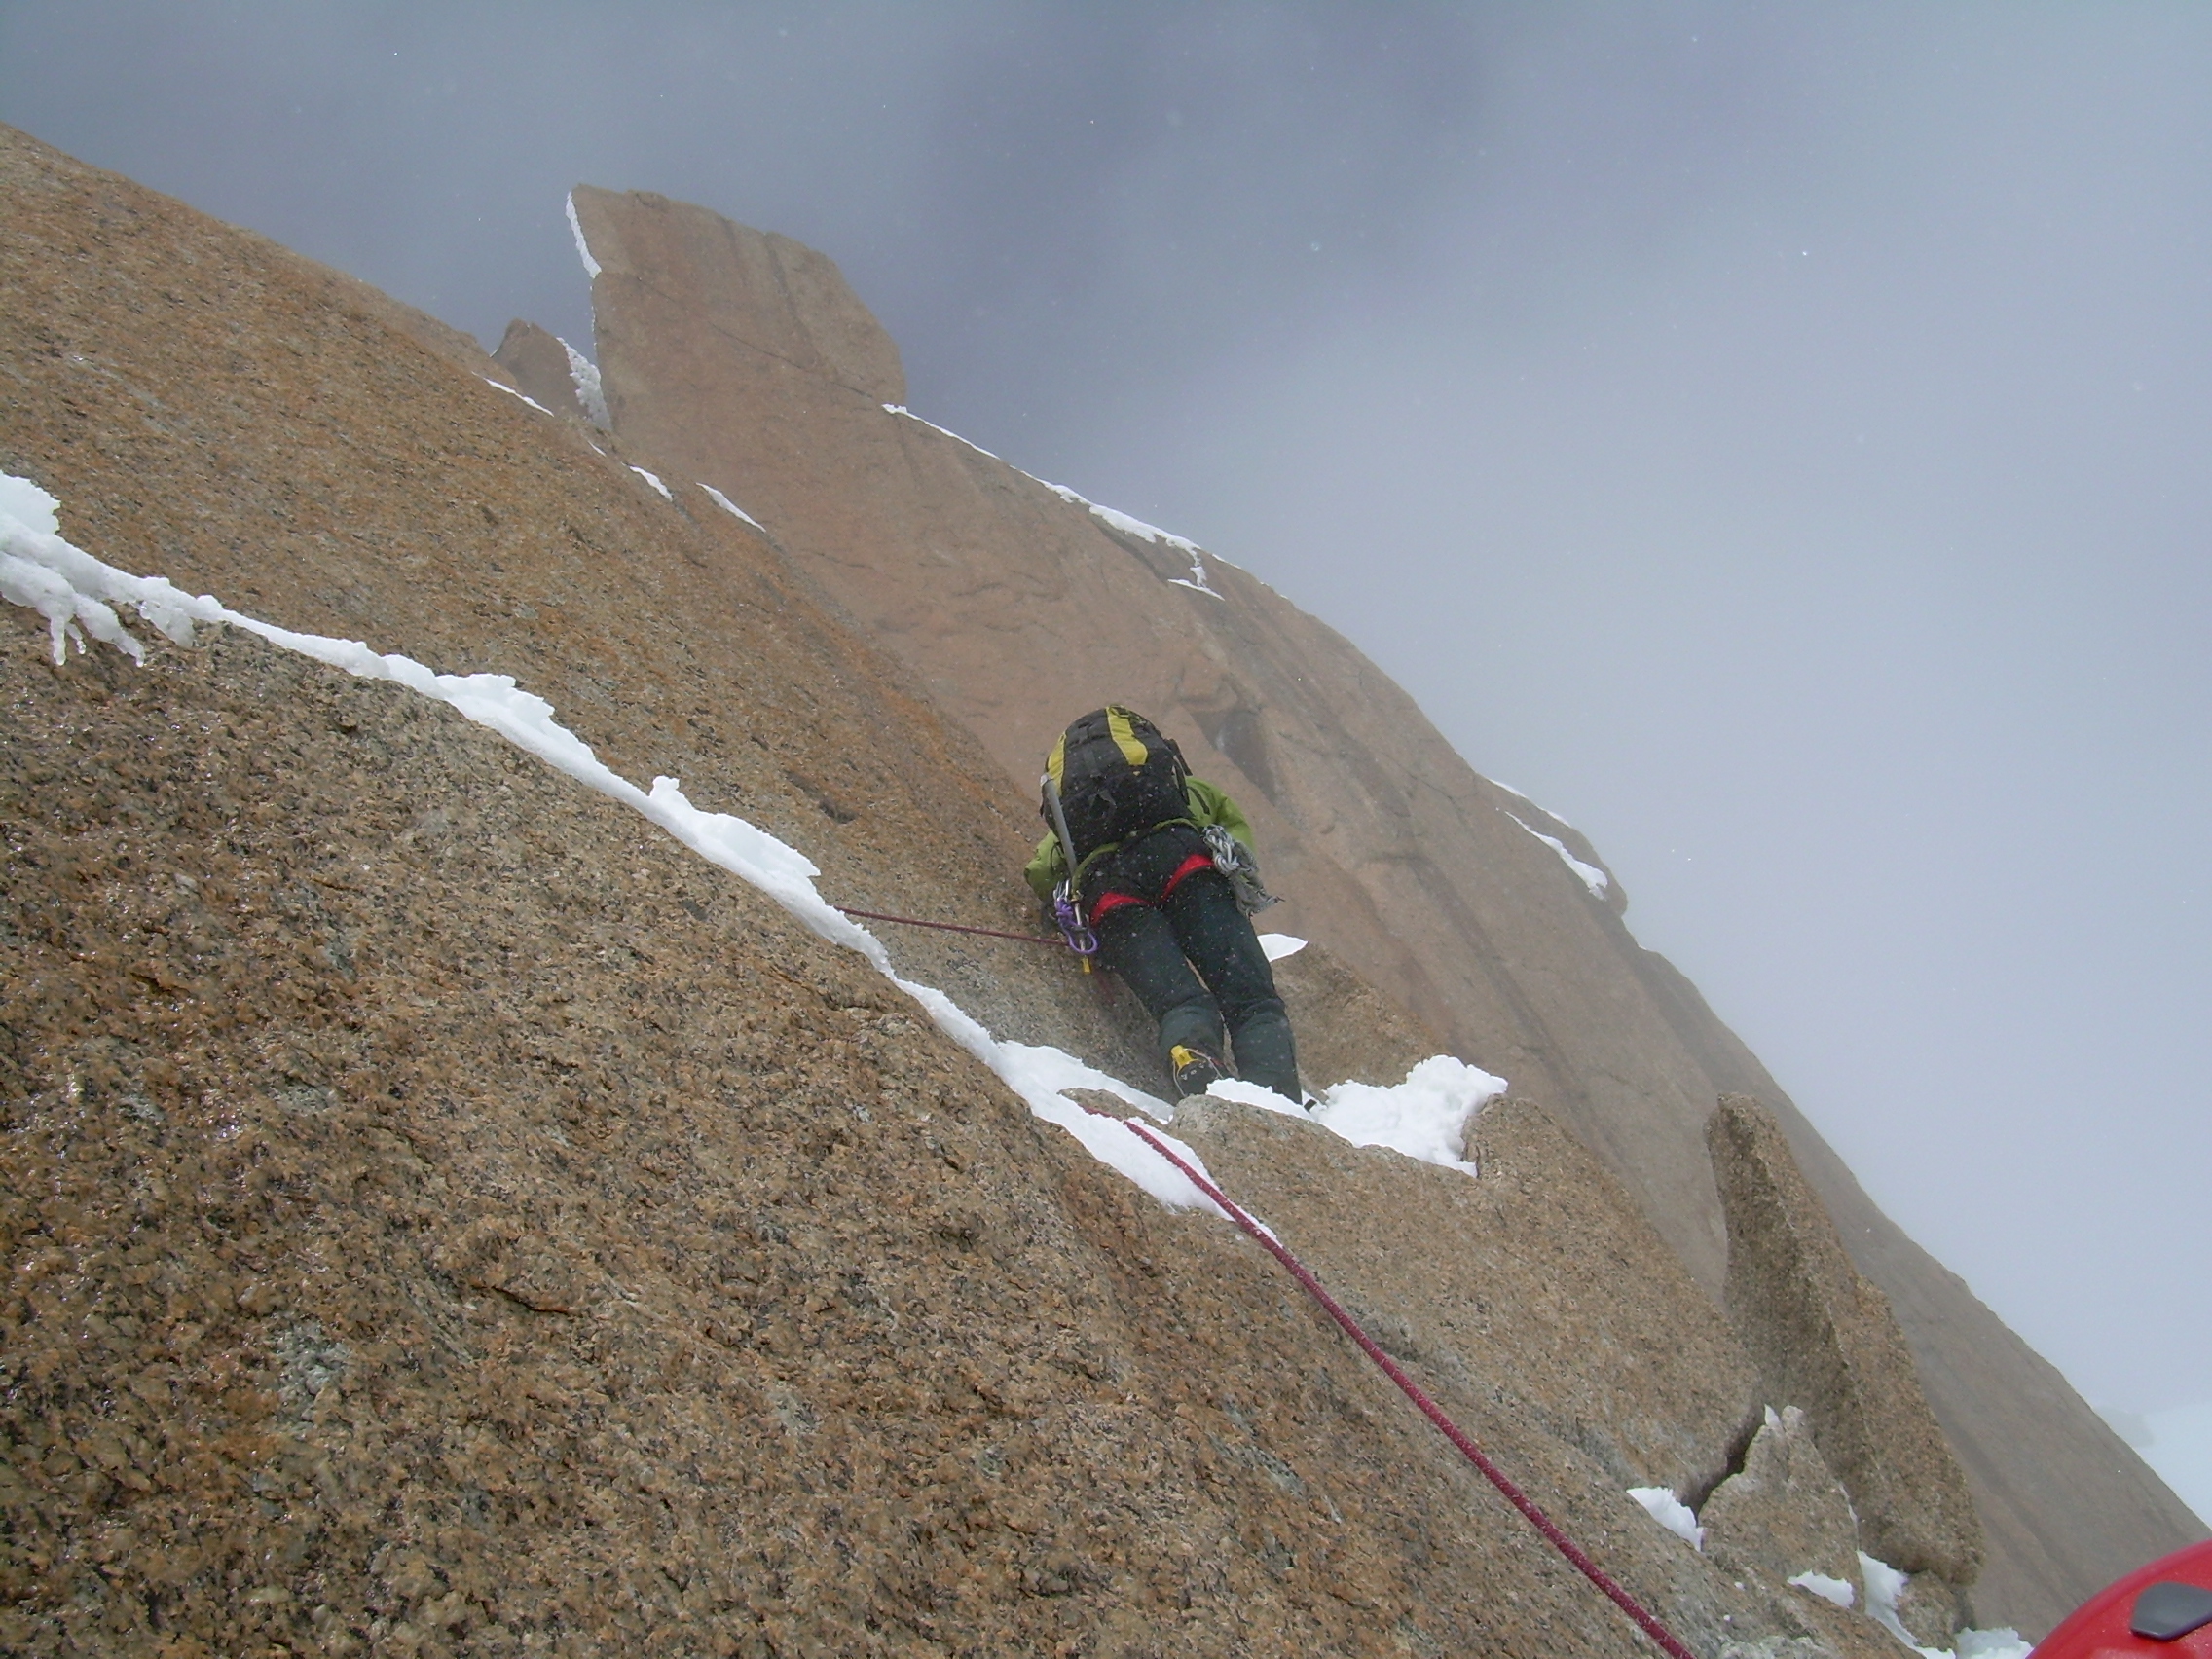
[1788,1569,1855,1608]
[560,338,610,428]
[1,473,203,664]
[878,405,1234,590]
[1505,811,1609,899]
[1859,1553,2031,1657]
[1044,482,1198,556]
[566,192,601,280]
[1489,777,1577,831]
[882,404,1003,461]
[699,483,764,532]
[1208,1053,1504,1175]
[1627,1486,1705,1550]
[480,376,556,417]
[0,472,60,537]
[1041,480,1229,595]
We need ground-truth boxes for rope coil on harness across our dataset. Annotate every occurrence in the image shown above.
[1112,1110,1702,1659]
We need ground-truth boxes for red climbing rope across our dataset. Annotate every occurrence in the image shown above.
[1117,1113,1703,1659]
[832,905,1062,945]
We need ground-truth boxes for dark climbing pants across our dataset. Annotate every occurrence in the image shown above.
[1093,866,1300,1100]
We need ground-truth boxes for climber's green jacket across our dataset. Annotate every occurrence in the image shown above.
[1025,775,1255,904]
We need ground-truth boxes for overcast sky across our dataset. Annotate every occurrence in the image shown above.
[5,2,2207,1421]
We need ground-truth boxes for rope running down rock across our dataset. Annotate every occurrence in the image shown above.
[1115,1111,1703,1659]
[832,905,1063,946]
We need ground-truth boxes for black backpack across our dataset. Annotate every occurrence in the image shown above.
[1046,706,1192,864]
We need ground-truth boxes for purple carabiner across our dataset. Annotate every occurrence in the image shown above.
[1052,889,1099,958]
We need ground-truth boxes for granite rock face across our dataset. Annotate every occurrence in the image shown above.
[1708,1096,1983,1590]
[1174,1096,1766,1507]
[576,187,906,413]
[568,180,2208,1634]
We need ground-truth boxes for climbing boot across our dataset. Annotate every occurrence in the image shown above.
[1227,1009,1301,1103]
[1168,1044,1228,1099]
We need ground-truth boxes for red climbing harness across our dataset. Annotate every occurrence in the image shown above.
[1087,849,1215,926]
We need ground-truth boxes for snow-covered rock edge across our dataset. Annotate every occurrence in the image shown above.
[1,470,1496,1211]
[880,403,1231,595]
[1503,809,1609,899]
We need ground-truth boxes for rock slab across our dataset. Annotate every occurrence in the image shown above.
[492,318,590,423]
[1709,1095,1984,1590]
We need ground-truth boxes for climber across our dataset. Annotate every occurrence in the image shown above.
[1025,705,1301,1103]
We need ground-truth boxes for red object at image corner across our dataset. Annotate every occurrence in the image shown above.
[2033,1539,2212,1658]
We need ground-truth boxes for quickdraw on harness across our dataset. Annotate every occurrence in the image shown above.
[1051,885,1099,963]
[1041,770,1098,974]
